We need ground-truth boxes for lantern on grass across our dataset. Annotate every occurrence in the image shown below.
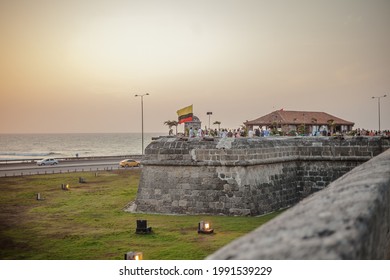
[198,221,214,234]
[124,251,143,260]
[135,220,152,234]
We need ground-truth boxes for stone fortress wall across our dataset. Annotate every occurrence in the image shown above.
[132,136,389,216]
[207,147,390,259]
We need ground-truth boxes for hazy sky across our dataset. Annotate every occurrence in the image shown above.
[1,0,389,133]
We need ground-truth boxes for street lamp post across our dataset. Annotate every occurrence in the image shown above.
[134,93,149,155]
[372,94,387,131]
[207,112,212,130]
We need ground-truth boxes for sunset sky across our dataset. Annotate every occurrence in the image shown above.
[0,0,389,133]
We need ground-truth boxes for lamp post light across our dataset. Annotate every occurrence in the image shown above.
[124,251,143,260]
[198,220,214,234]
[135,219,152,234]
[207,112,212,130]
[372,94,387,131]
[134,93,149,155]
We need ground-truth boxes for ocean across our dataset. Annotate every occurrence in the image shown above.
[0,133,165,161]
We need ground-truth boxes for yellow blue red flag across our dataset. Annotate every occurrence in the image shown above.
[177,105,193,124]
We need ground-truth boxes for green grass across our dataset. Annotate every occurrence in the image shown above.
[0,170,282,260]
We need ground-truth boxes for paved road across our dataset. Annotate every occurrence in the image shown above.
[0,158,141,177]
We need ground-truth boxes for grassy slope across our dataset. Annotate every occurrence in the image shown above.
[0,170,281,260]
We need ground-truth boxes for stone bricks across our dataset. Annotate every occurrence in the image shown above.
[207,148,390,260]
[132,136,389,216]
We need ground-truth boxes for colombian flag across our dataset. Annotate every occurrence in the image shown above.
[177,105,193,124]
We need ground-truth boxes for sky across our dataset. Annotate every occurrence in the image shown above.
[0,0,389,133]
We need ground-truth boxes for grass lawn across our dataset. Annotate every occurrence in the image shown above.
[0,169,282,260]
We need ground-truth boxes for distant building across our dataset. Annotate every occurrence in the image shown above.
[244,110,354,135]
[184,115,202,132]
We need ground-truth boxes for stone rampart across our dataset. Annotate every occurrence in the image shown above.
[207,148,390,259]
[132,136,389,216]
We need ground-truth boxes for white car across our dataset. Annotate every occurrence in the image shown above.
[37,158,59,166]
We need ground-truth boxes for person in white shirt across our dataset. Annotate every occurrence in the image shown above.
[197,128,203,137]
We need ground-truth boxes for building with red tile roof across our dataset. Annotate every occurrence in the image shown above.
[244,110,354,135]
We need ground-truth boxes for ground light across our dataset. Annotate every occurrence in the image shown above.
[124,251,143,260]
[135,220,152,234]
[198,221,214,234]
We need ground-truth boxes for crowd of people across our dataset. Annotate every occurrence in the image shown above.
[353,129,390,136]
[187,127,278,138]
[184,127,390,138]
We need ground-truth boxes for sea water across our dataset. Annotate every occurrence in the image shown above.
[0,133,165,160]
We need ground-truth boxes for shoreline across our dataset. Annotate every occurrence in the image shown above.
[0,154,144,165]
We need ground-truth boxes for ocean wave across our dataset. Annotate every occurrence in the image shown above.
[0,133,164,160]
[0,152,62,157]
